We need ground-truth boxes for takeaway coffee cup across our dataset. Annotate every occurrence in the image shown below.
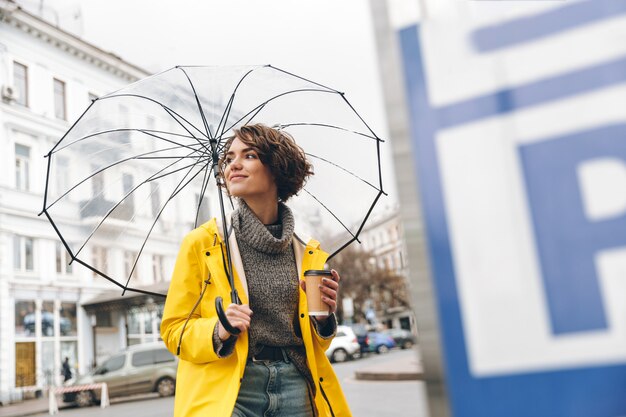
[304,269,332,316]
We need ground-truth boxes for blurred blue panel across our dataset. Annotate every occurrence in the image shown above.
[399,23,626,417]
[438,55,626,129]
[471,0,626,52]
[520,124,626,334]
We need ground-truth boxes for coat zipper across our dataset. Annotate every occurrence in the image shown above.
[318,380,335,417]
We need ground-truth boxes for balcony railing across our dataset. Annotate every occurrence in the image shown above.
[79,197,134,222]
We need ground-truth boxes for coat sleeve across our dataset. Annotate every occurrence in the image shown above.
[310,313,337,350]
[160,233,221,364]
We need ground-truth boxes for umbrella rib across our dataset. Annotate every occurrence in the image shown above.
[338,93,383,143]
[194,157,213,229]
[139,128,207,144]
[327,189,385,261]
[73,147,205,259]
[99,93,209,140]
[162,106,209,151]
[278,123,381,142]
[301,188,358,241]
[223,88,339,133]
[122,157,212,293]
[48,100,96,155]
[72,257,165,298]
[45,142,205,211]
[177,67,213,139]
[216,67,257,139]
[52,128,202,156]
[267,65,341,93]
[146,156,211,182]
[304,152,381,192]
[216,93,236,140]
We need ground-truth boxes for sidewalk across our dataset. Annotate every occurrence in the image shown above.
[0,354,422,416]
[0,394,70,417]
[354,351,424,381]
[0,392,159,417]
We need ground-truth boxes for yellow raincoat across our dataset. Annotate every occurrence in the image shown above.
[161,218,352,417]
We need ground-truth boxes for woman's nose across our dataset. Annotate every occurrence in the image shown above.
[230,158,243,169]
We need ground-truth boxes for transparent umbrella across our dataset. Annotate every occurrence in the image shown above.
[40,65,385,320]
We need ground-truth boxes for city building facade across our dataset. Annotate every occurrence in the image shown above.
[0,0,202,403]
[354,204,416,332]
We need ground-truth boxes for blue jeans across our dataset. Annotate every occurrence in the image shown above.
[232,357,315,417]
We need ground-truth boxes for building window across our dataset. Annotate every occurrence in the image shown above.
[122,173,135,206]
[15,300,36,337]
[15,143,31,191]
[53,78,66,120]
[151,183,161,217]
[119,104,130,125]
[55,156,70,194]
[41,301,55,337]
[14,235,34,272]
[152,254,164,283]
[13,62,28,106]
[60,303,77,336]
[96,310,112,327]
[92,246,108,277]
[56,242,73,275]
[91,164,104,198]
[125,251,139,280]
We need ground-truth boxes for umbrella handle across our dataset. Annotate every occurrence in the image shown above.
[215,296,242,336]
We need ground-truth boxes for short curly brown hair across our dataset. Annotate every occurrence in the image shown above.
[218,124,314,202]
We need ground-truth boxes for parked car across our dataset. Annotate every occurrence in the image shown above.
[326,325,361,363]
[383,328,417,349]
[62,342,177,407]
[350,324,371,354]
[366,332,396,354]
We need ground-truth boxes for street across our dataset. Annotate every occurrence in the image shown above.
[31,349,428,417]
[335,349,429,417]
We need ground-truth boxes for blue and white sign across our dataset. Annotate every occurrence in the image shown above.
[399,1,626,416]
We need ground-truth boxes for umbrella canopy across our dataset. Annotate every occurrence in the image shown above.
[40,65,385,298]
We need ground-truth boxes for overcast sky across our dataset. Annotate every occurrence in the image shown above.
[21,0,399,210]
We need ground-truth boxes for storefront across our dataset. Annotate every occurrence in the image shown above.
[82,282,168,368]
[12,292,80,390]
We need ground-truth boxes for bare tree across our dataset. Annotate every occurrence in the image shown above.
[328,245,410,324]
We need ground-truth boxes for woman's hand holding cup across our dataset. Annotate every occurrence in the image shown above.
[300,269,341,324]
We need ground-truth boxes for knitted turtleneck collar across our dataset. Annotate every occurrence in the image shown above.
[231,199,294,254]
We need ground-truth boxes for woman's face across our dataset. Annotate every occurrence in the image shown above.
[223,137,277,202]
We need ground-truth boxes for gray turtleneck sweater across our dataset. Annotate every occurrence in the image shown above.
[212,200,336,395]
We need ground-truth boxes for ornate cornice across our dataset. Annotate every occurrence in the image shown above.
[0,0,150,81]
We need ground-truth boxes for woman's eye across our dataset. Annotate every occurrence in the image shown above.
[245,153,257,159]
[224,157,233,164]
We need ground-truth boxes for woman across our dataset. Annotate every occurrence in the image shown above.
[161,124,352,417]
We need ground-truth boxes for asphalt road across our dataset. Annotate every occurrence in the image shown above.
[32,349,429,417]
[335,348,429,417]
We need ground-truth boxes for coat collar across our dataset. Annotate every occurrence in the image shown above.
[201,215,324,302]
